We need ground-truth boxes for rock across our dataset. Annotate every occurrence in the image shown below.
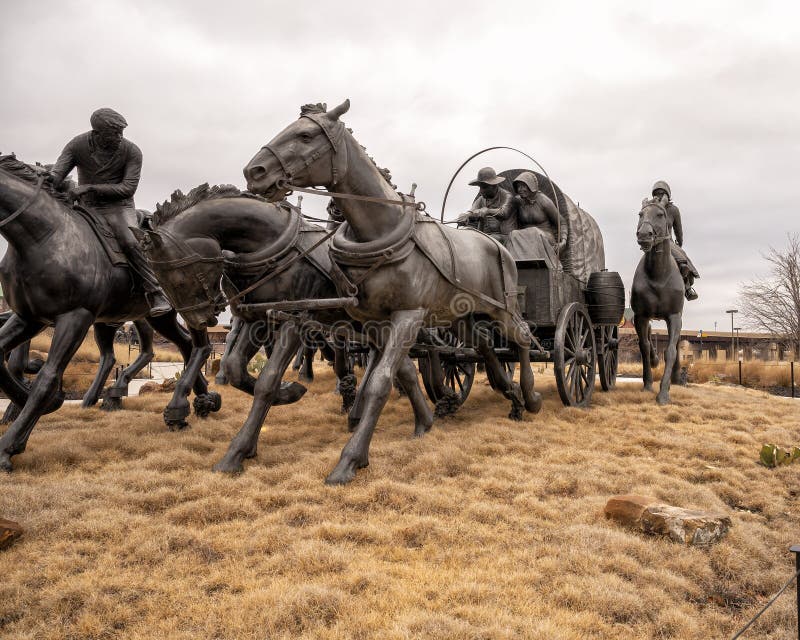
[0,518,23,550]
[604,495,657,527]
[138,378,178,395]
[604,495,731,546]
[640,505,731,546]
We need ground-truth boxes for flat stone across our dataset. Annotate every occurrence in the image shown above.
[604,495,658,526]
[0,518,23,550]
[641,505,731,546]
[605,495,731,546]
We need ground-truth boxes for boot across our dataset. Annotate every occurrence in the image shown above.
[685,287,698,301]
[147,291,173,316]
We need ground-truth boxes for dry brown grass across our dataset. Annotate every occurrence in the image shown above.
[31,328,184,365]
[1,368,798,639]
[619,360,797,390]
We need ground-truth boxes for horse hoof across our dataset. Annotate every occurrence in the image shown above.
[166,419,189,432]
[275,382,307,406]
[525,391,543,414]
[0,455,13,473]
[656,393,670,406]
[325,457,367,485]
[212,459,244,474]
[100,396,123,412]
[508,406,524,421]
[193,392,222,418]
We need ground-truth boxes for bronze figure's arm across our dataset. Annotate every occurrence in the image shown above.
[49,138,77,188]
[671,204,683,247]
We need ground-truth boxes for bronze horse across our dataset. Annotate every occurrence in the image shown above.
[0,155,220,472]
[141,184,434,474]
[631,198,684,404]
[244,99,542,484]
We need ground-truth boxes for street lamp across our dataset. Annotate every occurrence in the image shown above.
[734,327,742,361]
[726,309,738,361]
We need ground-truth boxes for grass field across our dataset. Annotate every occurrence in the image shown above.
[1,367,798,639]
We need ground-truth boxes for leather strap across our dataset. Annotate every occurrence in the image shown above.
[0,175,44,228]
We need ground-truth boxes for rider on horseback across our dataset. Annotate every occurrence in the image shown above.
[48,108,172,316]
[651,180,699,301]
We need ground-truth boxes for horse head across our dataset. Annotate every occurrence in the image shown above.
[243,99,351,201]
[636,198,669,252]
[133,227,227,329]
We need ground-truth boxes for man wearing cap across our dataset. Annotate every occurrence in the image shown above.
[650,180,699,301]
[457,167,516,244]
[49,108,172,315]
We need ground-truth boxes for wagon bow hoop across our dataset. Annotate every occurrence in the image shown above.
[440,146,561,224]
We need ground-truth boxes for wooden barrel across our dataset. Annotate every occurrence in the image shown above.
[585,270,625,325]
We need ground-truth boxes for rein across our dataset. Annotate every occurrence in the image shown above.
[0,175,44,228]
[278,181,426,212]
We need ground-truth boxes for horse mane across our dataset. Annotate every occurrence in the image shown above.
[0,153,72,205]
[298,103,397,189]
[153,183,267,227]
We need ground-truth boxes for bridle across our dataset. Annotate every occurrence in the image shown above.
[260,114,426,212]
[146,228,227,316]
[0,174,44,229]
[637,201,671,249]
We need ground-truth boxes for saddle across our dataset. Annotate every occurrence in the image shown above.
[71,205,128,267]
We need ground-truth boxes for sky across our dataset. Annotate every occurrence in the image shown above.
[1,0,798,332]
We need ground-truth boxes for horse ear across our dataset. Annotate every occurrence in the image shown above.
[327,99,350,121]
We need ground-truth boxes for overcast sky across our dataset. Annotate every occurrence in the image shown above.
[2,0,798,332]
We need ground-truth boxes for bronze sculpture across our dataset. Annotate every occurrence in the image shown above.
[631,197,685,405]
[49,108,172,315]
[141,184,433,474]
[244,100,542,485]
[0,154,220,472]
[650,181,699,301]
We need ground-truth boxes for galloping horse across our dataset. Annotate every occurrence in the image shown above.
[631,198,684,405]
[0,155,219,472]
[141,184,433,474]
[243,100,542,484]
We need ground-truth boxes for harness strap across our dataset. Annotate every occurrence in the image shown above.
[226,225,338,305]
[0,175,44,228]
[283,182,426,211]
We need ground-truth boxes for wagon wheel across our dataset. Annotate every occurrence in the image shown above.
[419,330,475,406]
[554,303,596,407]
[596,324,619,391]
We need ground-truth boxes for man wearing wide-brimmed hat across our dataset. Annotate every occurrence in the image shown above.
[49,108,172,315]
[457,167,516,244]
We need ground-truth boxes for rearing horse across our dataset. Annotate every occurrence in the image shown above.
[631,198,684,405]
[244,99,542,485]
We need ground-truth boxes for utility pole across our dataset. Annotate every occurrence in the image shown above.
[734,327,742,360]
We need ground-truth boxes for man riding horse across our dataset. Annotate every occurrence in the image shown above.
[650,180,699,301]
[48,108,172,316]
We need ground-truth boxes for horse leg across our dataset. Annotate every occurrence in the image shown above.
[326,309,425,485]
[292,344,304,371]
[333,344,357,414]
[102,320,155,410]
[348,348,377,432]
[224,321,263,396]
[213,321,301,474]
[657,313,682,405]
[82,323,118,408]
[215,316,244,385]
[647,323,659,368]
[395,355,434,437]
[146,313,213,429]
[1,341,32,425]
[0,314,45,410]
[473,320,526,421]
[634,315,653,392]
[506,316,542,414]
[299,345,315,383]
[0,309,93,472]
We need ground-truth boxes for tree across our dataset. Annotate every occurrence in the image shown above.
[739,233,800,359]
